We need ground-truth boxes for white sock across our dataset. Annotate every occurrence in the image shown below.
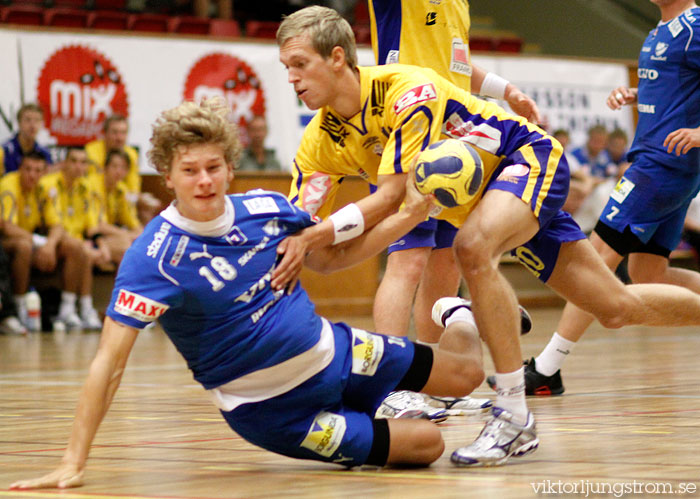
[80,295,94,315]
[494,367,528,425]
[14,294,26,319]
[535,332,577,376]
[445,306,476,329]
[59,291,77,317]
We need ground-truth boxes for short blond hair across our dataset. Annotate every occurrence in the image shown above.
[277,6,358,71]
[148,99,241,174]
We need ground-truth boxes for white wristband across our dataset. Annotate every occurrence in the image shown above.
[328,203,365,245]
[480,72,509,100]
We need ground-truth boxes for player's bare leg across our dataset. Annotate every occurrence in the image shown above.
[373,246,431,336]
[413,247,460,344]
[450,190,540,466]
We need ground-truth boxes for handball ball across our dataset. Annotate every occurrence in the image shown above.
[414,139,483,208]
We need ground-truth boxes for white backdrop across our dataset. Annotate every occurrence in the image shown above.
[0,27,633,173]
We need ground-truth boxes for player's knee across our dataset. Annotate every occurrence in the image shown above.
[386,253,429,284]
[594,292,640,329]
[387,421,444,466]
[455,359,484,395]
[452,233,493,275]
[15,237,32,254]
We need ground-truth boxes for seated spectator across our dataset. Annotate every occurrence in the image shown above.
[84,115,141,197]
[606,128,631,174]
[38,147,106,330]
[570,124,610,178]
[557,128,596,216]
[568,126,630,234]
[0,103,53,176]
[238,115,282,171]
[87,149,142,267]
[0,241,25,334]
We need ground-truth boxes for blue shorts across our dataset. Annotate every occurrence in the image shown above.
[387,217,458,254]
[596,155,700,254]
[219,322,416,467]
[485,137,586,282]
[510,210,586,282]
[486,136,572,228]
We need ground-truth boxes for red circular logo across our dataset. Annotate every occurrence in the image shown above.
[36,45,129,145]
[183,53,266,135]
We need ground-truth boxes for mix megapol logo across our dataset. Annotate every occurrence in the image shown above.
[37,45,129,145]
[183,53,265,132]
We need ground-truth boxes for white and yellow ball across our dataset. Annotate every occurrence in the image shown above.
[414,139,483,208]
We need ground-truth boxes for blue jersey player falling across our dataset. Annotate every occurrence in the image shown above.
[9,98,494,491]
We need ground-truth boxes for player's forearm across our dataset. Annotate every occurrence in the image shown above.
[45,225,64,249]
[307,203,429,273]
[1,221,31,239]
[62,353,124,468]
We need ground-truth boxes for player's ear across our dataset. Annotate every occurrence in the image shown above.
[165,172,173,190]
[227,163,234,183]
[330,46,346,70]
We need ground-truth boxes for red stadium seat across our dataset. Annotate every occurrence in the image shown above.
[245,20,280,39]
[354,1,369,23]
[130,13,169,32]
[52,0,88,7]
[352,24,371,45]
[88,10,130,30]
[1,5,44,25]
[210,18,240,37]
[92,0,127,10]
[171,16,210,35]
[469,35,495,52]
[494,36,523,53]
[45,8,89,28]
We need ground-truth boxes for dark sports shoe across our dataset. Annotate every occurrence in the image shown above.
[486,358,565,396]
[431,297,532,335]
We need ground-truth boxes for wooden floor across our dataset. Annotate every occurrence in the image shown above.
[2,307,700,498]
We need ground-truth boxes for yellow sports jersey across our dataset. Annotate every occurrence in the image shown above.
[39,171,94,239]
[290,64,559,226]
[0,172,43,232]
[369,0,471,90]
[88,173,140,230]
[84,139,141,195]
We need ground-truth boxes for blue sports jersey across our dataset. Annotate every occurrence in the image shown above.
[1,135,53,174]
[107,191,325,390]
[629,6,700,171]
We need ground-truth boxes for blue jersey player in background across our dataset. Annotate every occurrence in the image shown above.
[518,0,700,396]
[10,98,498,490]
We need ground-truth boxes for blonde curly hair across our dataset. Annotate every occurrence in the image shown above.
[147,99,241,174]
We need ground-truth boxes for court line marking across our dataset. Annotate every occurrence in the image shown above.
[0,491,220,499]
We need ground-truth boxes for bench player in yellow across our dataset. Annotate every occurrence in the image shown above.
[87,149,142,267]
[39,147,109,330]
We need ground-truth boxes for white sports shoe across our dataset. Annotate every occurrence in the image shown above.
[81,307,103,330]
[376,390,448,422]
[57,311,83,331]
[451,407,538,467]
[424,394,492,416]
[0,316,27,335]
[431,297,532,335]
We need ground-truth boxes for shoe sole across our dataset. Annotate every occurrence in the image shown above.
[485,376,564,396]
[450,438,539,467]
